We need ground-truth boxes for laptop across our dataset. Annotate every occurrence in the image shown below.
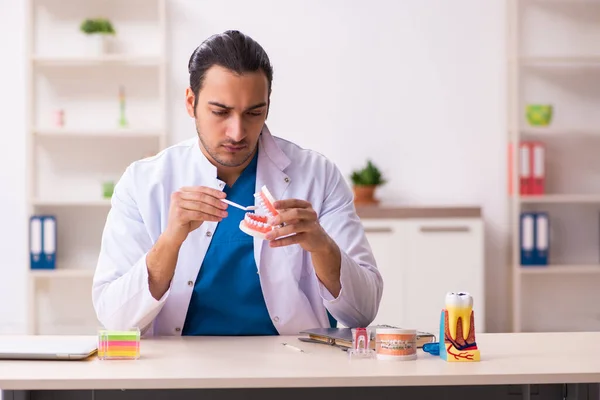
[0,335,98,360]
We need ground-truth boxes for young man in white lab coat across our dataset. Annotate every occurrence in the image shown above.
[92,30,383,336]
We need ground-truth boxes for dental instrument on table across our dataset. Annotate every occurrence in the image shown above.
[221,198,258,211]
[282,342,306,353]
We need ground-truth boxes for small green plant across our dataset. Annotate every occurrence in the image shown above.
[350,160,386,186]
[80,18,116,35]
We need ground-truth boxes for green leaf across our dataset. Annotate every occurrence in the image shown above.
[350,159,386,186]
[80,18,116,35]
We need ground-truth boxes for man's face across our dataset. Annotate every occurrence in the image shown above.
[186,65,269,168]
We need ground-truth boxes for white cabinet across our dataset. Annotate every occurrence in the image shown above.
[363,216,484,337]
[360,219,405,328]
[401,218,484,336]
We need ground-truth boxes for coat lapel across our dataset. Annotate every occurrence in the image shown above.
[254,124,291,271]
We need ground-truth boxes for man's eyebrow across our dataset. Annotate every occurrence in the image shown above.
[208,101,233,110]
[246,102,267,111]
[207,101,267,111]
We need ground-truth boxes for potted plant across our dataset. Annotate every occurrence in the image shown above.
[350,160,386,205]
[80,18,116,55]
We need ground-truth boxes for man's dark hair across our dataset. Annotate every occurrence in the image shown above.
[188,30,273,114]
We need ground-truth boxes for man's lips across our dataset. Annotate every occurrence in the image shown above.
[223,144,246,151]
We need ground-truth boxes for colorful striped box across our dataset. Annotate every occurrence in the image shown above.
[98,328,140,360]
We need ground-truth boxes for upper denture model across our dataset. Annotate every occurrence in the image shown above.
[239,185,279,240]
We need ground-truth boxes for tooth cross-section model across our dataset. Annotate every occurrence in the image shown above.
[439,292,481,362]
[239,185,280,240]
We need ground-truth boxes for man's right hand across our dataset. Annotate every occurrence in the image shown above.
[146,186,228,300]
[163,186,228,246]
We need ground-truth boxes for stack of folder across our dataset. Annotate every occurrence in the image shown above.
[508,141,545,195]
[520,212,549,266]
[29,215,57,270]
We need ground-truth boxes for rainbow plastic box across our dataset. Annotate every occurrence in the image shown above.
[98,328,140,360]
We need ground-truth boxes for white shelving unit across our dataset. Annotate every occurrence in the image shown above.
[508,0,600,332]
[25,0,167,334]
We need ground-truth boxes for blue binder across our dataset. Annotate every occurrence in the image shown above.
[520,212,535,266]
[29,215,56,270]
[534,212,549,265]
[520,212,549,266]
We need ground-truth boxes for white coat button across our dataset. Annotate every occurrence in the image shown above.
[206,231,212,237]
[284,177,290,183]
[187,280,194,286]
[218,182,224,188]
[175,327,181,332]
[273,316,279,323]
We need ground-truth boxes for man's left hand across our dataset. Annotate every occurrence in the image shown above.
[266,198,342,297]
[265,199,329,253]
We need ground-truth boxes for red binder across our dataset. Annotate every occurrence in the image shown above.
[508,141,545,195]
[508,143,515,195]
[529,141,545,195]
[519,142,532,195]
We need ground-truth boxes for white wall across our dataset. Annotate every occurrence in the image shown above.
[167,0,508,332]
[0,0,29,333]
[0,0,509,333]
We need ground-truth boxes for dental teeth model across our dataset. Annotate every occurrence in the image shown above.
[445,291,474,341]
[239,185,280,240]
[438,292,480,362]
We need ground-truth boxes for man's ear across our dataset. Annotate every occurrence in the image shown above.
[185,87,196,118]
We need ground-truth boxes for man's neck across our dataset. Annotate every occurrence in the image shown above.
[217,167,243,188]
[199,144,257,187]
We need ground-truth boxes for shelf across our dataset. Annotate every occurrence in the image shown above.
[34,128,164,138]
[519,56,600,67]
[520,265,600,275]
[32,199,111,207]
[508,0,600,333]
[525,0,600,4]
[518,194,600,203]
[32,55,163,67]
[520,127,600,137]
[25,0,167,336]
[29,269,95,279]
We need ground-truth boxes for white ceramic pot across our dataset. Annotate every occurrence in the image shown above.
[86,34,107,56]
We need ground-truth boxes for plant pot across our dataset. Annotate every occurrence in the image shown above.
[353,185,379,205]
[102,181,115,199]
[526,104,553,126]
[86,34,108,56]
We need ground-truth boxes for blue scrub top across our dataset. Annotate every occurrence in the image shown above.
[182,149,278,336]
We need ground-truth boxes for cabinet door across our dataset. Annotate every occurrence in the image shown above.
[401,218,484,336]
[361,219,406,327]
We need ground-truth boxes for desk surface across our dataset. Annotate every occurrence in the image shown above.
[1,332,599,390]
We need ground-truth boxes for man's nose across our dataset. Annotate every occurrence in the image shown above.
[226,116,245,142]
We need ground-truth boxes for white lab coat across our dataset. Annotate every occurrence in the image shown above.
[92,125,383,336]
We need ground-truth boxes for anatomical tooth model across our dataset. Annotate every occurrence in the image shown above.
[239,185,280,240]
[439,292,480,362]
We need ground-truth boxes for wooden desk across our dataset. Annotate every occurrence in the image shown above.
[1,332,599,400]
